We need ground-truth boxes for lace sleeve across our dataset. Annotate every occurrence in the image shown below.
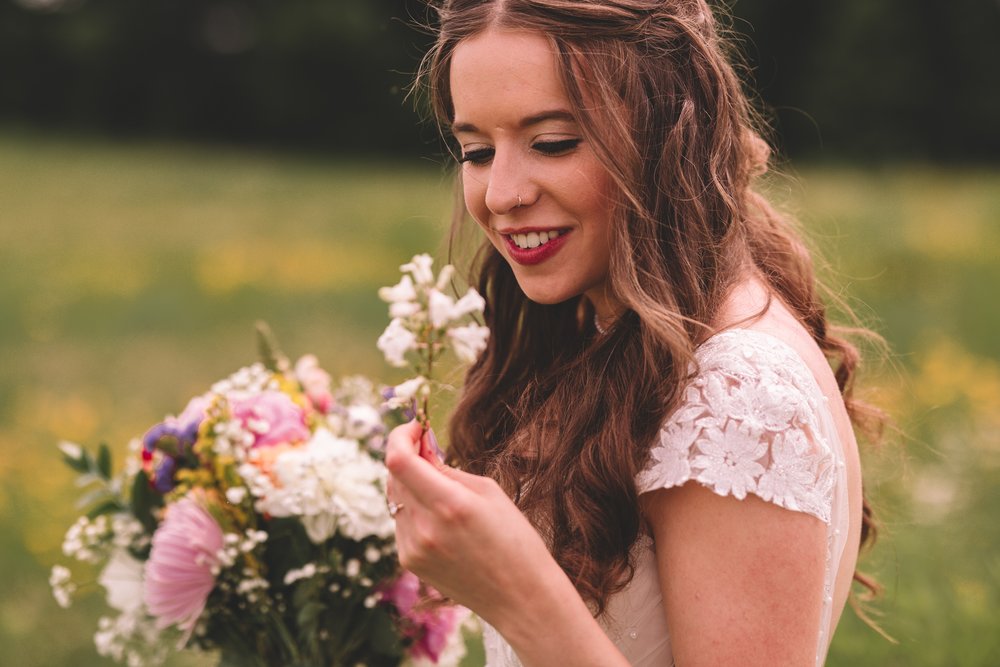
[636,330,837,524]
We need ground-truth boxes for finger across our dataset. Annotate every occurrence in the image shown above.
[386,420,423,460]
[387,438,460,507]
[385,421,423,506]
[439,463,496,493]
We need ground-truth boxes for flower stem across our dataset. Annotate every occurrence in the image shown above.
[269,608,303,664]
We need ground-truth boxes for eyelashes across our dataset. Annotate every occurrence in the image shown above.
[534,138,581,156]
[458,138,582,165]
[458,147,494,165]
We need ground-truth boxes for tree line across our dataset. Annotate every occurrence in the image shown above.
[2,0,997,161]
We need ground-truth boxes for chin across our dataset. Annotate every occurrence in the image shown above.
[516,283,576,306]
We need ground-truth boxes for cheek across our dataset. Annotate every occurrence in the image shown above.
[461,171,489,227]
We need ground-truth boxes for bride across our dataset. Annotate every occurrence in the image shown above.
[385,1,878,665]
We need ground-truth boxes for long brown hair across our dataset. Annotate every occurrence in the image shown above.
[418,0,881,614]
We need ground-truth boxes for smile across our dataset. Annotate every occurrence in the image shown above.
[500,228,571,266]
[507,229,566,249]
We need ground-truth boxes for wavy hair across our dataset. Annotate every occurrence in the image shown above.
[417,0,882,614]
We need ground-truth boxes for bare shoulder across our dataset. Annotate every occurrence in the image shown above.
[640,480,827,666]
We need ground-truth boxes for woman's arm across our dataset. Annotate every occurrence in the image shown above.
[385,421,629,667]
[640,482,828,666]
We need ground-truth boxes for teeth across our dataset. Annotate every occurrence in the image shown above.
[511,230,561,249]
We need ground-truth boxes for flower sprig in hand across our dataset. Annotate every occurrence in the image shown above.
[377,254,489,434]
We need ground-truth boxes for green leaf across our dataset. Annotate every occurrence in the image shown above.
[367,609,404,657]
[86,497,125,519]
[131,472,162,534]
[61,449,91,474]
[76,487,113,512]
[255,321,289,373]
[96,443,112,480]
[152,435,181,458]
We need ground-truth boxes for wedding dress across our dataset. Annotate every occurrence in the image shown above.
[482,328,851,667]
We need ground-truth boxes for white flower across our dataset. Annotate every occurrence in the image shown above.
[49,565,77,608]
[428,288,486,329]
[225,486,248,504]
[344,404,384,439]
[387,376,428,409]
[377,318,418,367]
[378,274,418,303]
[451,288,486,319]
[400,254,435,286]
[435,264,455,290]
[256,428,394,543]
[448,324,490,363]
[283,563,315,585]
[390,300,422,318]
[428,289,457,328]
[98,549,145,613]
[58,441,83,460]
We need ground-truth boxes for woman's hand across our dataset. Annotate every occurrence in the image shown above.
[384,421,630,667]
[384,420,551,618]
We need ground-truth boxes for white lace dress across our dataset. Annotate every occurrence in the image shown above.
[483,329,850,666]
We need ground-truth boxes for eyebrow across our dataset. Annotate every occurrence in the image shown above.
[451,109,577,134]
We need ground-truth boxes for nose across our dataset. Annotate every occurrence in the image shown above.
[484,147,531,215]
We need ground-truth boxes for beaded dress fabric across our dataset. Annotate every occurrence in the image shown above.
[482,329,850,667]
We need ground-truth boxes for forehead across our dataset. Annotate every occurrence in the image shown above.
[450,29,572,126]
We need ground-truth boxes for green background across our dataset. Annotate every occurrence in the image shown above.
[1,0,999,664]
[1,133,998,665]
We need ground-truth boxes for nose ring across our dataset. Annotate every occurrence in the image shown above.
[516,194,523,208]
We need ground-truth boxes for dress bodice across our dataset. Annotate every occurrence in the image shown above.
[483,328,851,666]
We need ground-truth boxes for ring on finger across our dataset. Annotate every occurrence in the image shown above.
[387,500,405,517]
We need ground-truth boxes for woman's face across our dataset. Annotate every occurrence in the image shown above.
[450,29,619,319]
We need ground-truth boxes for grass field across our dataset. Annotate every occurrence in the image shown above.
[1,131,998,666]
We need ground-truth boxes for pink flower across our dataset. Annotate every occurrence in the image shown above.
[230,390,310,447]
[383,572,466,664]
[143,495,223,631]
[381,570,421,615]
[410,605,463,663]
[294,355,334,413]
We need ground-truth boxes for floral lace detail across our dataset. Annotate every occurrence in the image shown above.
[483,329,848,667]
[636,329,837,524]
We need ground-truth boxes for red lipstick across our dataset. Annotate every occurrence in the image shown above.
[502,230,570,266]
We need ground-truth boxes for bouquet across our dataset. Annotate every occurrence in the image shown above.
[51,254,489,667]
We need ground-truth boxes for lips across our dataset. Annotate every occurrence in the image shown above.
[500,228,570,266]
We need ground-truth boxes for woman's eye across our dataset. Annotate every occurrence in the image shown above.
[533,138,581,156]
[458,147,494,165]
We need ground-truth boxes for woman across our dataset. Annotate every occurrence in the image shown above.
[386,1,877,665]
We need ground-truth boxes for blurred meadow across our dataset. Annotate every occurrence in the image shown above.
[2,131,999,666]
[2,0,1000,665]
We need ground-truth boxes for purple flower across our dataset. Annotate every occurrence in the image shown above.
[153,457,178,494]
[142,395,210,492]
[143,395,210,457]
[381,387,416,421]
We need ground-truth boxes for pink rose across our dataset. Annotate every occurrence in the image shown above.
[294,355,334,414]
[230,391,310,447]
